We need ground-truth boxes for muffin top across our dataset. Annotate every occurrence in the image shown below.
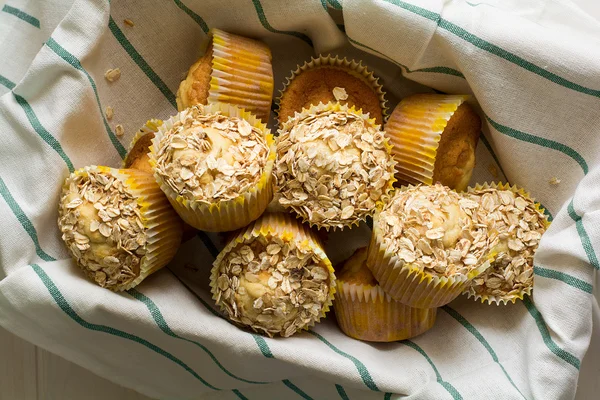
[463,185,548,300]
[153,106,270,204]
[124,132,154,173]
[58,167,147,290]
[214,227,332,337]
[378,184,490,278]
[176,43,213,111]
[275,105,395,229]
[278,67,383,125]
[337,247,377,286]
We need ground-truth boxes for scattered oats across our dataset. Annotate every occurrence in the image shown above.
[332,87,348,101]
[488,164,499,179]
[115,124,125,137]
[57,168,148,291]
[124,18,135,27]
[104,68,121,82]
[549,177,561,185]
[105,106,114,120]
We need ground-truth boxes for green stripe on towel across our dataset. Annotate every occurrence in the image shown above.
[172,0,209,33]
[441,306,526,399]
[282,379,314,400]
[107,16,178,109]
[13,93,74,173]
[127,288,270,384]
[30,264,221,390]
[335,384,350,400]
[522,296,580,369]
[567,199,599,270]
[533,266,593,294]
[0,177,56,262]
[0,74,16,90]
[383,0,600,99]
[2,5,40,28]
[401,340,462,400]
[251,0,312,46]
[45,37,127,159]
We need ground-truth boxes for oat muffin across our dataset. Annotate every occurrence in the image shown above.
[385,94,481,191]
[462,183,549,304]
[278,55,386,126]
[366,184,493,308]
[334,248,437,342]
[176,28,274,122]
[149,104,275,232]
[211,213,335,337]
[275,102,396,230]
[58,166,182,291]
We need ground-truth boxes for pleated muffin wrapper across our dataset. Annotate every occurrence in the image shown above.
[276,102,397,231]
[149,103,276,232]
[201,28,274,123]
[66,166,183,291]
[385,94,470,188]
[366,205,495,309]
[122,119,163,169]
[210,212,336,336]
[462,182,551,305]
[334,280,436,342]
[276,54,388,125]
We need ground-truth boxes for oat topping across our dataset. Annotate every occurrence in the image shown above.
[58,169,147,290]
[463,186,547,300]
[153,106,269,203]
[275,108,395,229]
[104,68,121,82]
[378,184,491,277]
[215,233,331,337]
[115,124,125,137]
[332,87,348,101]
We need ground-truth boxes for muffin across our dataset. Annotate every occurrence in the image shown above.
[275,102,396,230]
[57,166,182,291]
[366,184,494,308]
[123,119,163,173]
[277,55,387,126]
[211,213,335,337]
[149,103,275,232]
[385,94,481,191]
[334,248,437,342]
[176,28,274,122]
[462,182,549,304]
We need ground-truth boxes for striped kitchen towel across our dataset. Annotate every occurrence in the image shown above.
[0,0,599,399]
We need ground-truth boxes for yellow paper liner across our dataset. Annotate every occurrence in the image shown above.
[210,212,336,336]
[149,103,275,232]
[366,188,494,309]
[276,54,388,126]
[462,182,550,305]
[334,281,436,342]
[204,28,274,122]
[67,166,183,291]
[122,119,163,169]
[385,94,469,188]
[276,101,396,231]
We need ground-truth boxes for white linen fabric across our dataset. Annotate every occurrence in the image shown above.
[0,0,599,399]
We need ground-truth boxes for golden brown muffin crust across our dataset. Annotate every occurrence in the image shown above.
[337,247,378,286]
[124,132,154,173]
[176,44,213,111]
[432,103,481,191]
[278,67,383,125]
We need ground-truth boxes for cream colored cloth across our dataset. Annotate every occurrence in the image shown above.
[0,0,599,399]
